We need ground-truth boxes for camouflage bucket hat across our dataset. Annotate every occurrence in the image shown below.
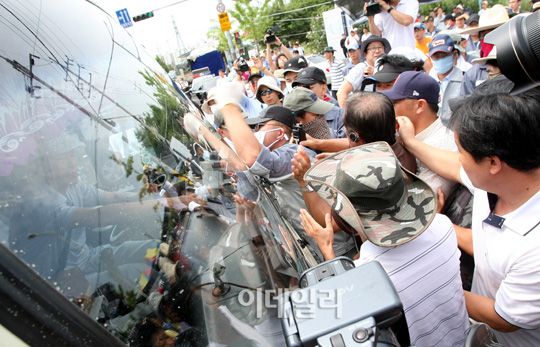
[304,142,436,247]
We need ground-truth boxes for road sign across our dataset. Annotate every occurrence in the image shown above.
[116,8,133,28]
[217,3,226,13]
[218,12,231,32]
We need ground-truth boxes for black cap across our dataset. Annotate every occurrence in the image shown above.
[360,36,391,54]
[372,60,414,83]
[425,15,435,22]
[283,56,308,73]
[245,105,295,129]
[466,13,480,26]
[292,67,327,86]
[248,72,262,82]
[444,14,455,21]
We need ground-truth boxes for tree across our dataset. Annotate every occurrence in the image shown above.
[206,19,232,52]
[305,14,326,54]
[155,55,173,72]
[267,0,333,50]
[229,0,272,49]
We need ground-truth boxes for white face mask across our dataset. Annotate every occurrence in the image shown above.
[210,104,218,114]
[254,128,288,148]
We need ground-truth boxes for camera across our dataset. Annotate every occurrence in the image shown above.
[237,56,250,73]
[279,258,409,347]
[366,0,390,17]
[265,29,277,44]
[292,123,307,144]
[484,11,540,94]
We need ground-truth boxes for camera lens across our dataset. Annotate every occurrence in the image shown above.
[485,11,540,94]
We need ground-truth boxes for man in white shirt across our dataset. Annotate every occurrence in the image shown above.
[396,84,540,346]
[366,0,418,50]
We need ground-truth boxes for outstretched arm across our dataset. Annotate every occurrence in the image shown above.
[300,209,336,261]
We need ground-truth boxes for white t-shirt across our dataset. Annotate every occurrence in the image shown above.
[461,169,540,346]
[374,0,419,50]
[344,62,371,92]
[354,214,470,346]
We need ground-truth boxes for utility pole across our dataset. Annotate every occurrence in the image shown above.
[218,0,237,61]
[171,16,186,54]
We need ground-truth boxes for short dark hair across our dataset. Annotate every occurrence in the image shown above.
[427,102,439,114]
[343,92,396,144]
[375,54,415,72]
[451,90,540,172]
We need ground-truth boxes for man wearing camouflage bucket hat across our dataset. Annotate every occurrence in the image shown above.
[299,141,470,346]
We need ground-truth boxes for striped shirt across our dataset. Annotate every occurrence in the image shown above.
[354,214,470,347]
[327,59,345,91]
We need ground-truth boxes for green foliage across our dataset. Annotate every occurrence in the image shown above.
[419,0,532,15]
[229,0,272,47]
[267,0,333,49]
[207,19,238,51]
[305,15,326,54]
[155,55,173,72]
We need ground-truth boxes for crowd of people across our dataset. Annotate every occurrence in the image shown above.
[131,2,540,346]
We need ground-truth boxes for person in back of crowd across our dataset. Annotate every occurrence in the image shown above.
[343,40,362,76]
[361,27,372,41]
[366,0,418,49]
[396,88,540,347]
[282,56,308,93]
[255,76,283,107]
[479,0,489,15]
[297,141,470,347]
[283,87,340,141]
[345,28,359,49]
[389,46,432,73]
[459,5,509,95]
[247,71,263,98]
[274,69,287,92]
[443,14,456,30]
[455,12,469,30]
[424,15,441,37]
[508,0,523,13]
[337,36,391,107]
[266,34,292,73]
[291,67,346,139]
[428,34,463,127]
[340,33,348,57]
[216,69,229,87]
[464,14,481,62]
[434,7,446,30]
[323,46,345,99]
[361,53,415,92]
[414,22,432,56]
[380,70,459,199]
[293,42,304,55]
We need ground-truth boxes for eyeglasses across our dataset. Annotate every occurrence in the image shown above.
[366,46,385,52]
[260,89,274,96]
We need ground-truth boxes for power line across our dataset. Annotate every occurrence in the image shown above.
[266,1,335,17]
[274,17,317,22]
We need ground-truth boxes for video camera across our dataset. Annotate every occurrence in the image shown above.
[264,26,281,44]
[366,0,390,17]
[279,258,410,346]
[237,56,250,73]
[292,123,307,144]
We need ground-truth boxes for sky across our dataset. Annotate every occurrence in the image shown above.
[94,0,237,58]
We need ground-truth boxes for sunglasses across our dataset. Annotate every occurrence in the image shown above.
[260,89,274,96]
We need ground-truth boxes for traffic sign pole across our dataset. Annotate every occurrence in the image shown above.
[218,0,237,61]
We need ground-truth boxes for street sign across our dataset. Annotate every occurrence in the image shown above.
[116,8,133,28]
[217,3,226,13]
[218,12,231,32]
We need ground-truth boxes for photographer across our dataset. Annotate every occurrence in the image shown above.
[366,0,418,50]
[265,31,292,73]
